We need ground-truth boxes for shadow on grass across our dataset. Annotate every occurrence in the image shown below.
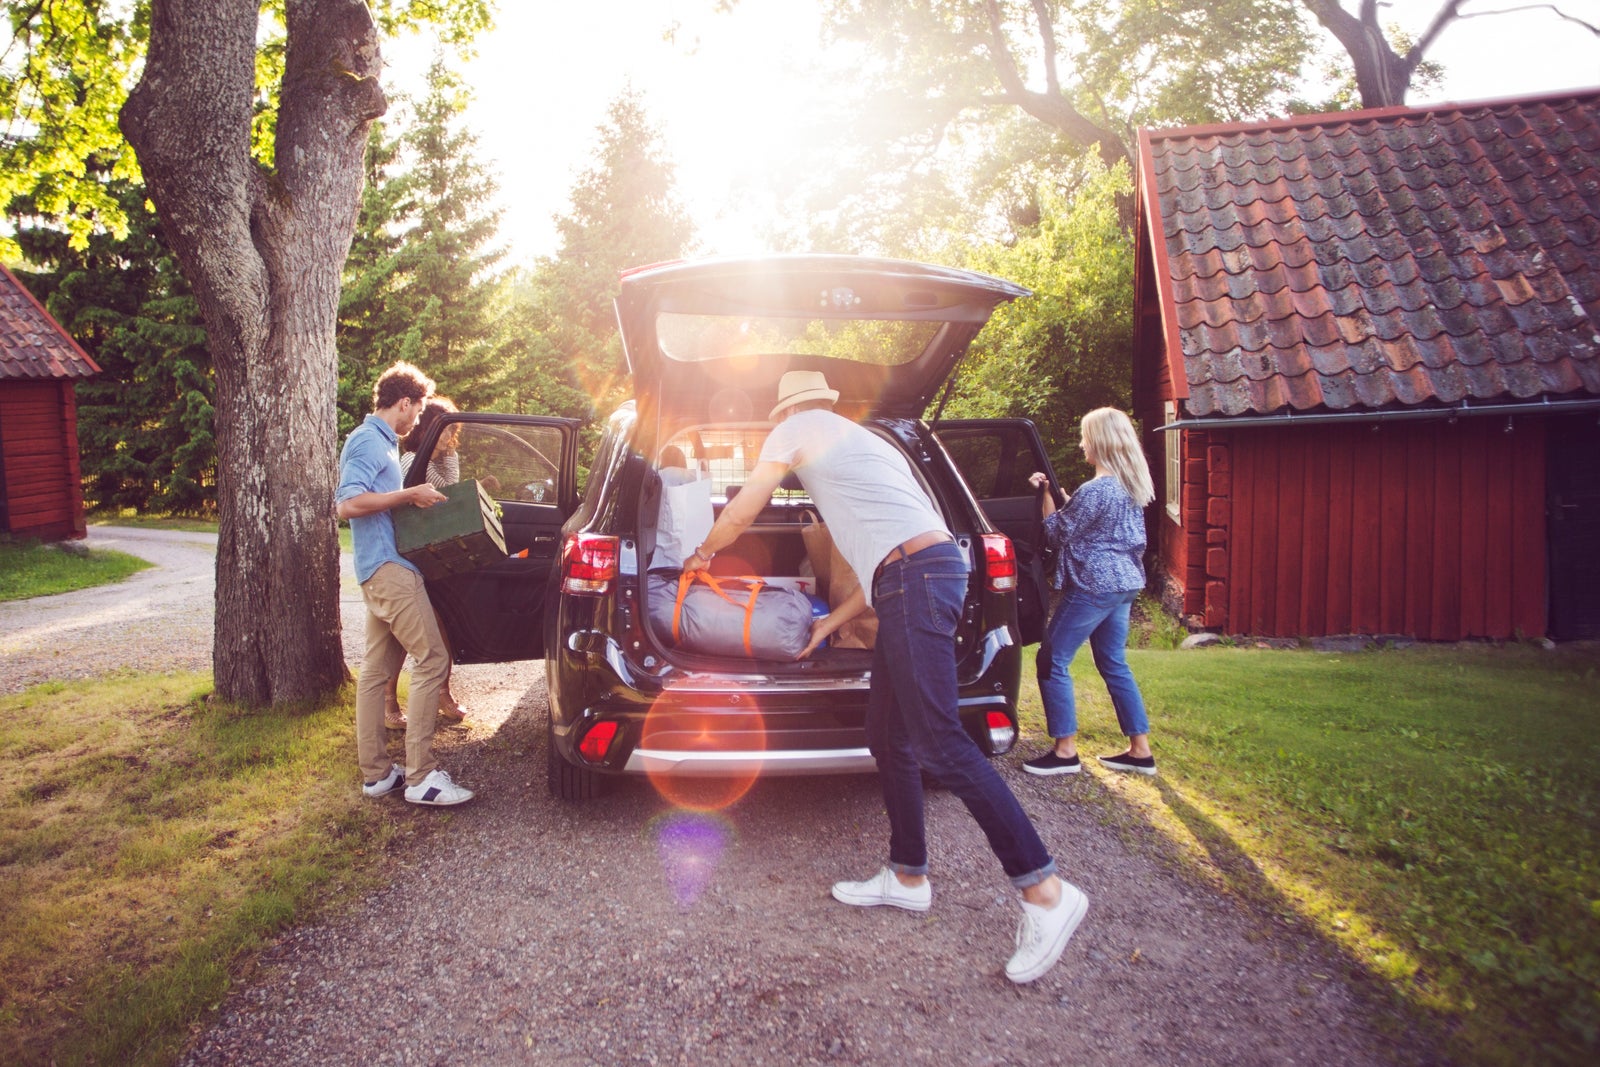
[1103,773,1462,1065]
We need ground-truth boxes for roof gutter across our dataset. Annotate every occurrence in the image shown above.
[1158,395,1600,431]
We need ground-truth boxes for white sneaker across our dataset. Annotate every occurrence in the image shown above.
[830,867,931,912]
[404,768,474,806]
[362,764,404,798]
[1005,881,1089,984]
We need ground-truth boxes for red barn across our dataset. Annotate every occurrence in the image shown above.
[0,263,101,541]
[1133,89,1600,642]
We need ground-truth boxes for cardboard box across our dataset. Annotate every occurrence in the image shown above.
[393,479,507,579]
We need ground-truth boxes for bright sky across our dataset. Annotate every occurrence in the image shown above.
[384,0,1600,266]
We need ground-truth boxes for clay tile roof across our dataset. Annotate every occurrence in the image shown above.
[1139,88,1600,417]
[0,263,101,381]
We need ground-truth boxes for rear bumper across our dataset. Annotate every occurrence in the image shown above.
[550,628,1020,778]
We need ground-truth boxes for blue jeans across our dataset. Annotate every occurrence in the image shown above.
[1036,586,1150,740]
[866,541,1056,889]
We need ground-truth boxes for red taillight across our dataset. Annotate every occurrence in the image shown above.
[981,533,1017,592]
[986,710,1017,754]
[578,720,619,762]
[563,533,618,595]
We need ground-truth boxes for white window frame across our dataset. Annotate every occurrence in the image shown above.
[1164,401,1182,522]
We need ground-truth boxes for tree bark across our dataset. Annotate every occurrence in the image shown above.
[120,0,386,706]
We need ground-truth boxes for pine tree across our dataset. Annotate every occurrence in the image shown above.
[527,90,695,424]
[10,181,215,514]
[337,57,510,420]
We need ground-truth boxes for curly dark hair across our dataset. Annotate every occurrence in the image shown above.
[402,394,459,453]
[372,361,435,411]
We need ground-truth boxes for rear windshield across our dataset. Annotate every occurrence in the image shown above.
[655,313,941,366]
[655,422,935,509]
[655,425,794,503]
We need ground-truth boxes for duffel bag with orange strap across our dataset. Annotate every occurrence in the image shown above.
[646,571,815,660]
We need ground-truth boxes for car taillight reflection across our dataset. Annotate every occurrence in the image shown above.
[563,533,618,595]
[981,533,1017,592]
[578,720,620,762]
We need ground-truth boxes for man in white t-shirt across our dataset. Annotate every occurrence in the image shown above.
[683,370,1088,984]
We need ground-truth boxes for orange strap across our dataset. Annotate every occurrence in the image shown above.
[672,571,766,655]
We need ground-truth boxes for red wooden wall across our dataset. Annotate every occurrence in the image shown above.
[1165,418,1547,640]
[0,379,88,540]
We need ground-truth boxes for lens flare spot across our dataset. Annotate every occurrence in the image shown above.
[652,811,731,907]
[641,695,767,812]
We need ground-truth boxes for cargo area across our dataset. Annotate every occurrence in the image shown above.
[636,423,895,671]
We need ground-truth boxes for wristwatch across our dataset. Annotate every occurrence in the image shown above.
[692,544,715,564]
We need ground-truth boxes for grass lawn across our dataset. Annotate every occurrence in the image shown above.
[86,510,218,534]
[0,676,414,1067]
[1019,640,1600,1066]
[0,538,152,602]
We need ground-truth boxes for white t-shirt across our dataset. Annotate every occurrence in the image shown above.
[759,409,947,605]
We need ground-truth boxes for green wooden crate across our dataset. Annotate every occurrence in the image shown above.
[393,479,507,579]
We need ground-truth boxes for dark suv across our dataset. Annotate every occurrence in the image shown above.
[404,256,1060,799]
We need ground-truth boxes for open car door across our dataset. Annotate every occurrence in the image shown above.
[404,413,581,664]
[933,418,1060,645]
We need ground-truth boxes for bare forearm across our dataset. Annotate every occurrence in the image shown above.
[336,484,441,520]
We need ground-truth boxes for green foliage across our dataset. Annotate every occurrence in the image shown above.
[942,160,1135,484]
[0,0,147,255]
[0,538,150,601]
[10,179,215,514]
[0,1,494,256]
[1018,642,1600,1065]
[799,0,1316,251]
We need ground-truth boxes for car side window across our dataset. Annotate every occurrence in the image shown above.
[451,423,564,504]
[939,428,1037,499]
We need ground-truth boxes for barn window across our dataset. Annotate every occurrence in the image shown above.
[1164,401,1181,522]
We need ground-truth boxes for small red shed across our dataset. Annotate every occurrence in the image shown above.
[1133,89,1600,641]
[0,263,101,541]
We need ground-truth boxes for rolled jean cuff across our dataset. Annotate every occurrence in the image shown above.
[889,859,930,878]
[1008,858,1057,891]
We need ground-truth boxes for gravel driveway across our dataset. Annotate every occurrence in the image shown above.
[7,531,1441,1065]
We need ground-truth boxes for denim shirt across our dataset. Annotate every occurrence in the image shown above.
[337,414,420,584]
[1042,475,1146,594]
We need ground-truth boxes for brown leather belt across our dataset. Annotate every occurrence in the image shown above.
[877,530,954,573]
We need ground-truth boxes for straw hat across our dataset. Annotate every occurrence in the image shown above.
[769,370,840,421]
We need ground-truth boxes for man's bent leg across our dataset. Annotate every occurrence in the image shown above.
[377,566,450,785]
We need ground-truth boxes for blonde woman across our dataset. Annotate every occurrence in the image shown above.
[1024,407,1157,777]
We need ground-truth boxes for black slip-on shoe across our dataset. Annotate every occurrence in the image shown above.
[1023,752,1082,776]
[1097,752,1157,776]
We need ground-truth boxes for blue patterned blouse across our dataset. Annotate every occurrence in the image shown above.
[1042,475,1147,593]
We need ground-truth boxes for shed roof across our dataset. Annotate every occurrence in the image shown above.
[1138,88,1600,418]
[0,263,100,381]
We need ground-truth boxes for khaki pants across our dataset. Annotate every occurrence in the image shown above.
[355,562,450,786]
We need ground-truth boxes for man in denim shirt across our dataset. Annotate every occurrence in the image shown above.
[336,361,474,807]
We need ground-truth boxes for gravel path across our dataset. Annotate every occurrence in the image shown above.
[6,532,1444,1065]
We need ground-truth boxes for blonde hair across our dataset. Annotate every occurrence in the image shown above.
[1081,407,1154,507]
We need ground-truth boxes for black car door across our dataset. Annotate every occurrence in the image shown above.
[404,413,581,663]
[933,418,1060,645]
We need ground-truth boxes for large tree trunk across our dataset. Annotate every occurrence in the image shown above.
[120,0,386,706]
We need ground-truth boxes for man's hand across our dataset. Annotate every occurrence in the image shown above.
[796,584,868,660]
[408,484,447,508]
